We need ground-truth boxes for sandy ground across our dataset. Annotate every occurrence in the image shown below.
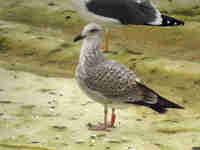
[0,0,200,150]
[0,68,200,150]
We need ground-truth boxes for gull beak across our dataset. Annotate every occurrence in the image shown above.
[73,34,86,42]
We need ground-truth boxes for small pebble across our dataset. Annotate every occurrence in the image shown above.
[104,138,121,143]
[24,51,35,56]
[75,139,85,144]
[142,115,147,118]
[136,118,142,121]
[121,137,130,143]
[49,106,56,111]
[105,146,111,149]
[91,139,95,143]
[87,122,93,128]
[14,75,17,79]
[48,2,56,6]
[90,134,97,139]
[52,125,67,130]
[31,141,40,144]
[49,91,57,95]
[37,36,45,40]
[127,147,136,150]
[97,133,107,137]
[52,99,57,103]
[32,115,39,120]
[65,16,71,20]
[70,116,79,120]
[62,143,68,146]
[89,143,94,147]
[88,139,96,147]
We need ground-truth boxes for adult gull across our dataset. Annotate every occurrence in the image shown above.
[70,0,184,51]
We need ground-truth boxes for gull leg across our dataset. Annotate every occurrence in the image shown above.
[104,104,108,128]
[105,30,110,51]
[110,108,116,128]
[88,104,110,131]
[101,29,110,52]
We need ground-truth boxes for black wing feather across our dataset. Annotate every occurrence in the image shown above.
[86,0,157,25]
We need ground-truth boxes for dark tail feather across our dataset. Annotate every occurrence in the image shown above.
[132,101,168,114]
[127,82,184,114]
[148,95,184,114]
[160,15,184,26]
[148,103,168,114]
[157,95,184,109]
[132,96,184,114]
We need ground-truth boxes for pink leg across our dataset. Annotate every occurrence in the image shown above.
[110,108,116,127]
[96,108,116,128]
[88,105,110,131]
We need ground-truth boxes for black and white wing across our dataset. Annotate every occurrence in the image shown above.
[85,0,184,26]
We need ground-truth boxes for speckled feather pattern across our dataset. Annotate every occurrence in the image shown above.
[75,36,158,105]
[85,61,137,98]
[77,59,157,104]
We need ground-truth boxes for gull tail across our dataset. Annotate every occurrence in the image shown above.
[147,95,184,114]
[160,15,184,26]
[133,95,184,114]
[128,83,184,114]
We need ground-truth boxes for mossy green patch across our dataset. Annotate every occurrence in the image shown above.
[0,6,82,28]
[0,37,10,53]
[157,128,200,134]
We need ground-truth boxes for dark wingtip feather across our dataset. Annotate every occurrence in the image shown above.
[127,101,168,114]
[129,97,184,114]
[136,82,184,110]
[157,95,184,109]
[148,103,168,114]
[127,82,184,114]
[150,95,184,114]
[160,15,184,26]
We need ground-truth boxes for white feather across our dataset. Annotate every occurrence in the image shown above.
[147,1,163,25]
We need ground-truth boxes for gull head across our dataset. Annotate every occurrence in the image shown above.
[74,23,103,42]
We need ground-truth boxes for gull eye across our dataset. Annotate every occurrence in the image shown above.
[90,29,98,33]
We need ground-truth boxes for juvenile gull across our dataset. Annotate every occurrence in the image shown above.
[74,23,184,131]
[70,0,184,50]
